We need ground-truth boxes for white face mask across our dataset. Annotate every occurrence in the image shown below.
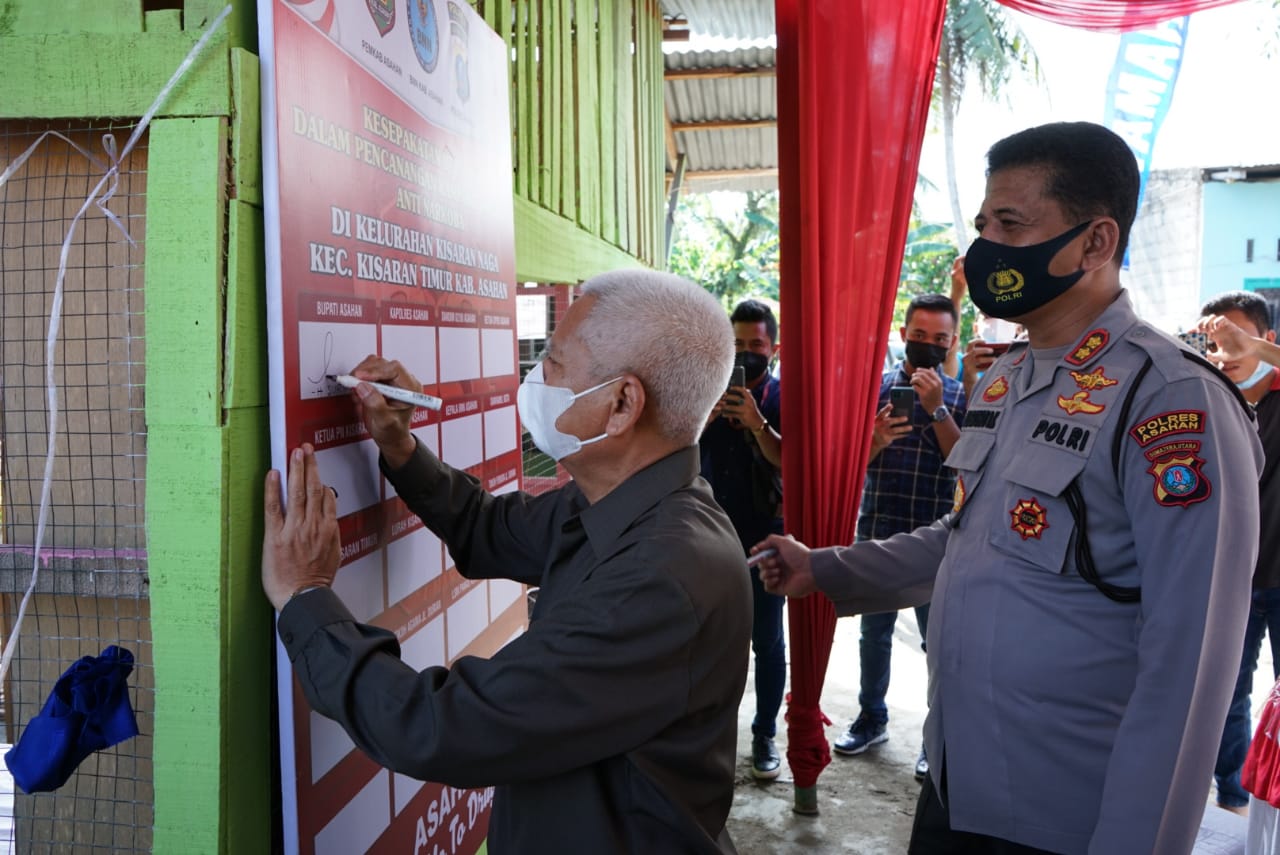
[517,362,621,461]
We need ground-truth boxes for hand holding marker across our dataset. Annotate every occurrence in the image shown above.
[327,374,444,411]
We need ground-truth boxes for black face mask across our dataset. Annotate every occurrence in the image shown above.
[964,221,1092,320]
[904,341,948,371]
[735,350,771,382]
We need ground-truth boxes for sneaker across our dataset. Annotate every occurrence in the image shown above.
[832,715,888,756]
[751,736,781,780]
[914,745,929,782]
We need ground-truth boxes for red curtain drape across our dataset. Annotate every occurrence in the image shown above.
[993,0,1243,30]
[776,0,947,796]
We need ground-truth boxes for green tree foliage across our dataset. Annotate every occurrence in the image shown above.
[667,190,779,308]
[935,0,1039,248]
[895,218,976,349]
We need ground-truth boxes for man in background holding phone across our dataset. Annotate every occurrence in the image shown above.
[831,293,965,783]
[1197,291,1280,818]
[700,299,785,780]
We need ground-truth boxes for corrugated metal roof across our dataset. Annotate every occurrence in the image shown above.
[665,47,777,193]
[660,0,774,41]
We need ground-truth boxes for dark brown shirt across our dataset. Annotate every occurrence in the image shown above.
[278,442,750,854]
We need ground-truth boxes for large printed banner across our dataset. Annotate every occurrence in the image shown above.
[1103,16,1190,218]
[258,1,520,852]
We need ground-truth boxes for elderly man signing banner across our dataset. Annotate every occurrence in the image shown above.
[262,271,751,854]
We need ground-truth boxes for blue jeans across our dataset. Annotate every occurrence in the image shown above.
[858,604,930,725]
[750,565,786,739]
[1216,587,1280,807]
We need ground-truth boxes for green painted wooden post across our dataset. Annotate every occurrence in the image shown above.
[144,115,230,855]
[557,0,573,218]
[574,0,600,236]
[597,0,618,245]
[539,0,556,209]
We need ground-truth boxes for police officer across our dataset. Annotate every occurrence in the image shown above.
[754,122,1263,854]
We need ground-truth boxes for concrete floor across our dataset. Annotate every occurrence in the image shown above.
[724,607,1267,855]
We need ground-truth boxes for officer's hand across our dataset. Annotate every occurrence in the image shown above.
[350,355,420,468]
[262,444,341,612]
[1198,314,1258,365]
[871,404,911,455]
[753,534,817,598]
[911,367,944,413]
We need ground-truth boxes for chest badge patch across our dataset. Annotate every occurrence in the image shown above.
[1148,447,1212,508]
[953,475,967,514]
[1057,391,1105,415]
[1065,328,1110,367]
[982,376,1009,403]
[1070,367,1117,390]
[1010,498,1049,540]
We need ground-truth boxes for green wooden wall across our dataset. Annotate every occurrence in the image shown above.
[0,0,664,850]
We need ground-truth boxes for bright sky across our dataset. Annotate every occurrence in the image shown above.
[917,0,1280,229]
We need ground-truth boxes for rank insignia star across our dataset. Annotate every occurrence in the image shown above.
[1057,391,1105,415]
[1069,367,1118,391]
[1010,498,1049,540]
[982,376,1009,403]
[1065,328,1109,366]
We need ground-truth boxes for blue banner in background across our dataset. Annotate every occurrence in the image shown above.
[1103,16,1190,266]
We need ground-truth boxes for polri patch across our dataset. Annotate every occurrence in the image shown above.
[1057,391,1105,415]
[1129,410,1205,448]
[953,475,966,514]
[1065,329,1109,366]
[1010,498,1049,540]
[1147,447,1211,508]
[964,409,1001,430]
[1069,367,1118,390]
[1031,418,1091,452]
[983,376,1009,403]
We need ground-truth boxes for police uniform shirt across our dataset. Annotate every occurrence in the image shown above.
[808,291,1263,854]
[278,443,751,854]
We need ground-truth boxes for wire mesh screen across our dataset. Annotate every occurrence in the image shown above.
[517,285,573,496]
[0,121,153,853]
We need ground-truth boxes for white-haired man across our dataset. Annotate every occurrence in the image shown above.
[262,271,751,854]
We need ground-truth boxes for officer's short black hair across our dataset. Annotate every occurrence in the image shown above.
[986,122,1140,264]
[730,299,777,344]
[1201,290,1273,334]
[905,293,958,327]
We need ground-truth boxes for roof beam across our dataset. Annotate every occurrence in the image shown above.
[671,118,777,133]
[683,167,779,182]
[664,67,776,81]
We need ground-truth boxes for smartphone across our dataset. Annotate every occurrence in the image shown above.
[889,386,914,420]
[986,341,1012,357]
[1177,330,1210,357]
[728,365,746,390]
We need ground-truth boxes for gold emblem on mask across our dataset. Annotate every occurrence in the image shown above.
[986,268,1024,296]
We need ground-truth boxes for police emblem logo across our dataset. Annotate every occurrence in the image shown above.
[1010,498,1049,540]
[1147,449,1211,507]
[982,376,1009,403]
[953,476,966,514]
[1056,391,1104,415]
[986,268,1024,296]
[1065,328,1109,366]
[408,0,440,72]
[447,1,470,102]
[1069,367,1117,390]
[366,0,395,35]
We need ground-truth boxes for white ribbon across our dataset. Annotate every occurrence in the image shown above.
[0,5,233,683]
